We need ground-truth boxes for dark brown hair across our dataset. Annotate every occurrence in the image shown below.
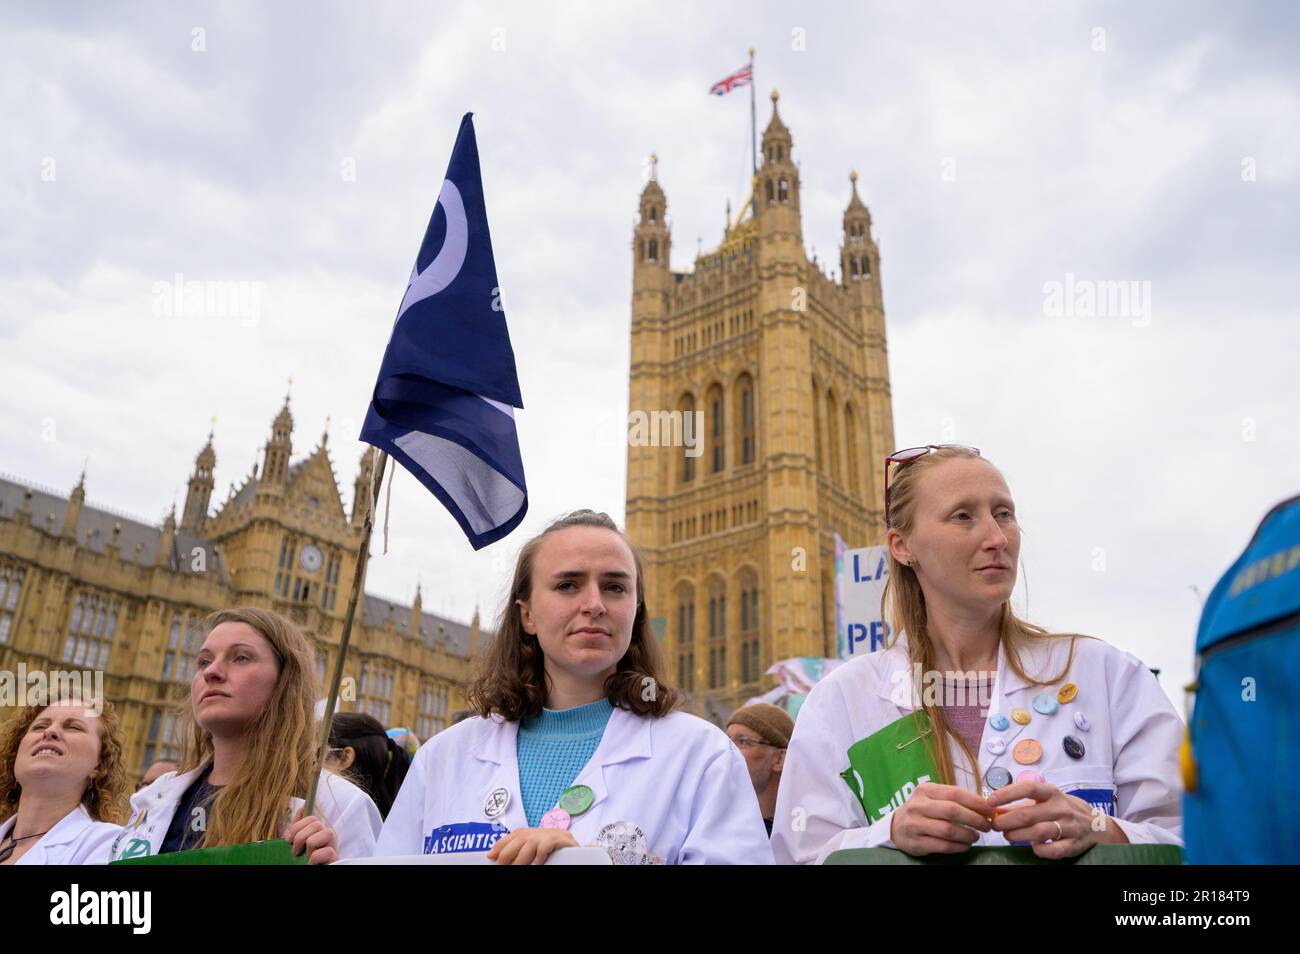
[467,510,682,720]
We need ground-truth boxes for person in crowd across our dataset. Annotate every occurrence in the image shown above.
[0,695,128,864]
[726,703,793,836]
[774,445,1183,864]
[377,510,774,864]
[325,712,412,819]
[109,607,382,863]
[139,759,177,790]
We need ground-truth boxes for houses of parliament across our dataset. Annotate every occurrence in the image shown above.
[0,91,895,751]
[0,401,476,781]
[626,90,896,721]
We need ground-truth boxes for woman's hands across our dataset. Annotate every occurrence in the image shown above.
[888,782,995,855]
[287,811,339,865]
[485,827,579,865]
[988,781,1129,859]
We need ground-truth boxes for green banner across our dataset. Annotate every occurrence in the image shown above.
[841,711,941,824]
[110,838,308,866]
[824,845,1184,865]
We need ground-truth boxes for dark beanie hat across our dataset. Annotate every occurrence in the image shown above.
[726,703,794,748]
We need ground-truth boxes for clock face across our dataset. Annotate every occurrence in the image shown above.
[299,544,324,574]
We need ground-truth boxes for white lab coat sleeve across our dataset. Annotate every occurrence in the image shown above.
[772,680,897,864]
[319,773,382,860]
[678,743,775,864]
[1106,650,1185,846]
[375,742,430,857]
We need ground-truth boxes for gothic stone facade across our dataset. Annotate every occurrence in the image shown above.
[0,400,475,781]
[626,92,896,722]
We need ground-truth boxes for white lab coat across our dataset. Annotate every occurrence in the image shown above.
[773,633,1184,864]
[107,763,382,862]
[0,804,122,865]
[377,706,774,864]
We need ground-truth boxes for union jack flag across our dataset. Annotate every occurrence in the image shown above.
[709,63,752,96]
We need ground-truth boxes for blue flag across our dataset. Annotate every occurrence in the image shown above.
[360,113,527,550]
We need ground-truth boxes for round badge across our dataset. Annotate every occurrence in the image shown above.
[1016,770,1044,784]
[540,807,571,830]
[483,786,510,819]
[1073,711,1091,732]
[986,737,1007,756]
[1011,708,1031,725]
[558,784,595,816]
[1063,735,1086,760]
[989,713,1010,732]
[596,821,650,866]
[1032,693,1059,716]
[1057,682,1078,704]
[984,766,1013,790]
[1013,738,1043,765]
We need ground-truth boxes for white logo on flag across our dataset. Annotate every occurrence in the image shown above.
[399,179,469,319]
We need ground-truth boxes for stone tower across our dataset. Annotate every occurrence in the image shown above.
[625,91,896,722]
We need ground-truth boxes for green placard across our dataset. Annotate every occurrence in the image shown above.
[824,845,1184,865]
[841,711,941,824]
[110,839,308,866]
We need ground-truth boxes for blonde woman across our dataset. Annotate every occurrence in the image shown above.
[109,607,381,863]
[773,446,1182,863]
[0,696,129,864]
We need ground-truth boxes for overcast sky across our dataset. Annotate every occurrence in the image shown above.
[3,1,1297,704]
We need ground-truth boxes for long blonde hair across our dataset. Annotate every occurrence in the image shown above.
[179,607,320,847]
[880,446,1083,790]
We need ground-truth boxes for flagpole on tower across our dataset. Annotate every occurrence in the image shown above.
[303,445,388,818]
[749,47,757,218]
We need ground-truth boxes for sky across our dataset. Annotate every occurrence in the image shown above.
[2,1,1298,706]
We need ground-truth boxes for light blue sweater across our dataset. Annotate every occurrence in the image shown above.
[516,698,614,827]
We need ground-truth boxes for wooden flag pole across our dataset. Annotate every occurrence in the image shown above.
[303,446,389,819]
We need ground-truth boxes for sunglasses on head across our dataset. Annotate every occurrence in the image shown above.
[883,444,981,527]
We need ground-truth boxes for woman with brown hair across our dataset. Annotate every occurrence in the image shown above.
[376,510,773,864]
[773,445,1182,863]
[0,696,129,864]
[107,607,382,863]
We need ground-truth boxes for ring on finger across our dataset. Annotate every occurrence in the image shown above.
[1052,820,1063,841]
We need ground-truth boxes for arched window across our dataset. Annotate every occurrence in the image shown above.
[827,390,842,486]
[676,583,696,694]
[649,206,657,224]
[778,179,789,203]
[735,373,755,465]
[765,179,774,206]
[706,384,725,473]
[739,568,760,683]
[777,145,784,161]
[812,377,823,473]
[862,253,871,278]
[850,257,859,278]
[707,577,727,690]
[648,238,658,263]
[680,392,696,484]
[845,402,861,500]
